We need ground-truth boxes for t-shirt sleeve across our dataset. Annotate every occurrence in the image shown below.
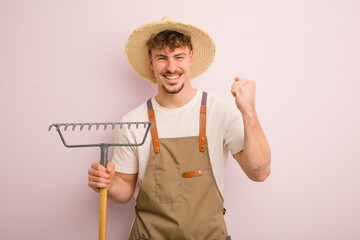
[111,118,139,174]
[223,101,244,155]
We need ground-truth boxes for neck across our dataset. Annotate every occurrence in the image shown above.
[155,84,197,109]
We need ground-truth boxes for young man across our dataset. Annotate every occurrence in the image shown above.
[88,16,271,240]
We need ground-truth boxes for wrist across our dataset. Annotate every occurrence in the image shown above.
[240,107,257,118]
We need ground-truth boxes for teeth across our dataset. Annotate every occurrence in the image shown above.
[164,75,180,80]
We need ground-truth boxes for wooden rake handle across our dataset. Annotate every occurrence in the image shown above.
[99,188,108,240]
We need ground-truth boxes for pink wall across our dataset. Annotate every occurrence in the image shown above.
[1,0,360,239]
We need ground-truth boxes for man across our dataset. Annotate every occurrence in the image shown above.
[88,16,271,240]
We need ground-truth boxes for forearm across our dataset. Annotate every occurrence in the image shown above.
[239,110,271,181]
[107,173,137,203]
[230,77,271,181]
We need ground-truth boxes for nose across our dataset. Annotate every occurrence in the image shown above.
[165,58,177,73]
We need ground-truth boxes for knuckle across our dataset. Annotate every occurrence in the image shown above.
[98,177,105,183]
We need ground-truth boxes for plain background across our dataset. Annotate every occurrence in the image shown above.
[1,0,359,239]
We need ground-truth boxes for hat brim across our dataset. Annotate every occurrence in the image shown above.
[125,19,216,83]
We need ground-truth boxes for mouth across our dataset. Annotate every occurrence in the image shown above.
[163,74,182,81]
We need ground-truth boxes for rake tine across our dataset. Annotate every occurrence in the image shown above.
[49,121,154,134]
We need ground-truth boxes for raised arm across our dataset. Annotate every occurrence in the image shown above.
[231,77,271,182]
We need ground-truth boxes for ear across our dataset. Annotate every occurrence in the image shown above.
[149,53,154,71]
[189,50,194,67]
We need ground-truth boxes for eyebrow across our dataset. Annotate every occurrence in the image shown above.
[174,53,186,57]
[154,52,187,59]
[154,54,168,59]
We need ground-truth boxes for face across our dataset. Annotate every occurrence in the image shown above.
[149,46,193,94]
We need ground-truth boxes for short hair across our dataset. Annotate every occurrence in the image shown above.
[146,30,193,54]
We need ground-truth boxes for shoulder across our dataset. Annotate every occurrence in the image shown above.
[206,92,242,126]
[114,99,153,142]
[206,92,236,112]
[121,100,149,122]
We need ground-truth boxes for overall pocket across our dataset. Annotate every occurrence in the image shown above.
[155,164,183,203]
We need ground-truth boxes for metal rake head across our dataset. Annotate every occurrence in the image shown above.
[49,121,153,148]
[49,121,153,167]
[48,122,152,132]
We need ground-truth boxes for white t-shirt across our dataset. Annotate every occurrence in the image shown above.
[112,90,244,198]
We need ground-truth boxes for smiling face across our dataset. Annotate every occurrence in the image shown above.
[149,46,193,94]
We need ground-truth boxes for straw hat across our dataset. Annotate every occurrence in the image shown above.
[125,16,216,83]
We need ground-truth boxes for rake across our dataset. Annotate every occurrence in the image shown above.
[49,122,153,240]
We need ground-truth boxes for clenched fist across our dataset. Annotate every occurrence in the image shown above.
[88,162,115,192]
[231,77,256,114]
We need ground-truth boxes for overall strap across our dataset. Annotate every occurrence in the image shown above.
[146,91,208,153]
[147,99,160,153]
[199,91,207,152]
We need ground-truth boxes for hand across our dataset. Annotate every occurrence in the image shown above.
[88,162,115,192]
[231,77,256,114]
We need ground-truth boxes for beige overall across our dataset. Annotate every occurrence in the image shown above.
[128,92,231,240]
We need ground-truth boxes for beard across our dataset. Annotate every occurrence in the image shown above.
[162,83,185,94]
